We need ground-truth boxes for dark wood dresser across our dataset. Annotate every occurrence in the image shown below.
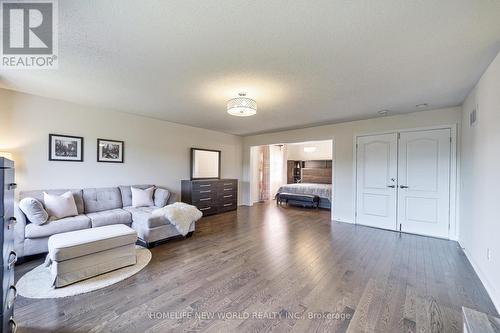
[1,157,16,333]
[181,179,238,216]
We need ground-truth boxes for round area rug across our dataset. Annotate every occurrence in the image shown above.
[16,246,152,299]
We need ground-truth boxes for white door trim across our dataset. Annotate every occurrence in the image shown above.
[353,124,458,240]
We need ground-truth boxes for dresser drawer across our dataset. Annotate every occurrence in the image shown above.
[218,191,236,200]
[219,180,237,191]
[0,168,15,218]
[220,179,237,187]
[192,181,217,191]
[2,266,15,308]
[196,204,218,216]
[2,216,16,254]
[192,196,215,205]
[2,295,16,333]
[192,189,215,201]
[220,187,237,195]
[3,283,16,315]
[3,245,16,307]
[219,200,237,213]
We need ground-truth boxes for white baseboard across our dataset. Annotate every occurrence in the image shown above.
[332,213,355,223]
[460,242,499,313]
[332,219,354,224]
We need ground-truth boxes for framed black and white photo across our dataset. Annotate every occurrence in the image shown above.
[97,139,124,163]
[49,134,84,162]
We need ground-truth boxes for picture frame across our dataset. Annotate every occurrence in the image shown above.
[49,134,84,162]
[97,138,124,163]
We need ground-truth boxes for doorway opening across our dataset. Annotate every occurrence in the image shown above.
[250,140,334,210]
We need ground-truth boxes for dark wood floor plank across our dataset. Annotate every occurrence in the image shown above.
[13,202,497,333]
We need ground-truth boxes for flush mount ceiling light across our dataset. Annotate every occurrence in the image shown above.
[416,103,428,108]
[304,147,317,153]
[227,93,257,117]
[377,109,389,116]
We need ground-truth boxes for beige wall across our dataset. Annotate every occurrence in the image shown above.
[460,51,500,310]
[287,140,333,161]
[0,89,243,202]
[242,107,461,229]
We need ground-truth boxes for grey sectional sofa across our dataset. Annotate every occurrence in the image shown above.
[14,185,195,258]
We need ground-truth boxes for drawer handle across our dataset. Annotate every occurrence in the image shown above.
[8,217,17,230]
[9,317,17,333]
[224,188,233,191]
[7,285,17,309]
[199,198,211,201]
[8,183,17,190]
[199,184,211,187]
[223,203,232,207]
[200,190,211,193]
[8,251,17,270]
[223,183,233,186]
[223,195,233,198]
[199,207,211,211]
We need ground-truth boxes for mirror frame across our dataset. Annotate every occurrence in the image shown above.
[190,148,221,180]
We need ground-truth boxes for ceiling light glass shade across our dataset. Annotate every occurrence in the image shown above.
[304,147,317,153]
[227,95,257,117]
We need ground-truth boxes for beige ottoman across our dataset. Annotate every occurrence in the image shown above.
[47,224,138,287]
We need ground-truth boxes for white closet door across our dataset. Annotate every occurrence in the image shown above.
[397,129,451,238]
[356,133,398,230]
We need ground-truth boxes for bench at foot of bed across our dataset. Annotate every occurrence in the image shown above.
[276,192,320,208]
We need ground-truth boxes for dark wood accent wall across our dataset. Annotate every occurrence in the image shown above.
[303,160,332,169]
[181,179,238,216]
[302,167,332,184]
[287,160,332,184]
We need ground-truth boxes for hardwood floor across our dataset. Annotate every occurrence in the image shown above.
[14,202,497,333]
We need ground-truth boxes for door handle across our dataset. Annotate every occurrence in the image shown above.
[387,185,395,188]
[400,185,409,189]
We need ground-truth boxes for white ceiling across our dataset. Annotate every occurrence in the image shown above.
[1,0,500,135]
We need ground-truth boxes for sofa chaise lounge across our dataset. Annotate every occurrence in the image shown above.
[14,185,195,258]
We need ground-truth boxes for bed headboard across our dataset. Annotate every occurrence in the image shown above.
[301,160,332,184]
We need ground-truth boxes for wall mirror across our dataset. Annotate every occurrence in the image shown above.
[191,148,221,180]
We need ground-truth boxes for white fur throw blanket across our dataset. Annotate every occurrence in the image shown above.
[152,202,202,236]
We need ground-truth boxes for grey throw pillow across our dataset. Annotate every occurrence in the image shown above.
[19,197,49,225]
[154,188,170,207]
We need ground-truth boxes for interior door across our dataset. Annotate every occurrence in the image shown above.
[356,133,398,230]
[397,129,451,238]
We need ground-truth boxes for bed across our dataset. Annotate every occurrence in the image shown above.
[276,183,332,209]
